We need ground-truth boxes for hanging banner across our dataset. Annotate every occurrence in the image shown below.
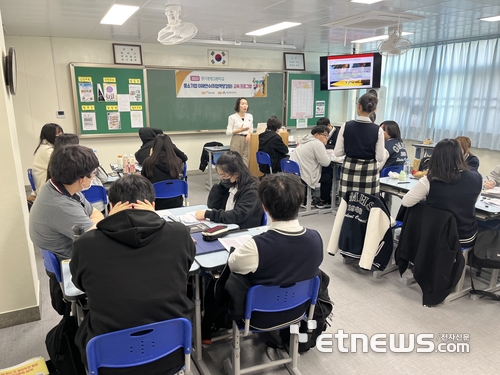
[175,70,268,98]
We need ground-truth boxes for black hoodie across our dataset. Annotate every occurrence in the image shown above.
[258,130,288,173]
[135,128,163,164]
[71,210,195,374]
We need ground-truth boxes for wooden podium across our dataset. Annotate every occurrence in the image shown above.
[249,131,289,177]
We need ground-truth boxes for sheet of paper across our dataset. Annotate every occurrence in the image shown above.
[129,84,142,102]
[79,82,94,102]
[296,118,307,128]
[219,234,253,251]
[81,112,97,131]
[485,186,500,195]
[315,100,325,116]
[117,94,130,112]
[130,110,143,128]
[178,212,199,225]
[103,83,117,102]
[107,112,121,130]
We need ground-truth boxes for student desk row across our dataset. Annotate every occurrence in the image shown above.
[60,204,267,375]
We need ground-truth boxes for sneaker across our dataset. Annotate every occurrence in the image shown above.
[316,201,332,209]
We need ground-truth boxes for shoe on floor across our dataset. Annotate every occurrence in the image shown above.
[316,201,331,209]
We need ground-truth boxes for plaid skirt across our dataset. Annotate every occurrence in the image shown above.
[340,156,379,196]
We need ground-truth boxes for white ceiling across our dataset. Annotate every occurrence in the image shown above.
[0,0,500,53]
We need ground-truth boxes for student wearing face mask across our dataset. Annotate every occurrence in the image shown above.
[195,151,263,229]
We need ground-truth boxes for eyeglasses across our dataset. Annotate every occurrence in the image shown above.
[318,133,329,138]
[85,169,98,180]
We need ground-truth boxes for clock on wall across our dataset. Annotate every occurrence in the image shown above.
[4,47,17,95]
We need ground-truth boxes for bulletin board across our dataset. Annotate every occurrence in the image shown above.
[286,73,329,128]
[70,63,148,137]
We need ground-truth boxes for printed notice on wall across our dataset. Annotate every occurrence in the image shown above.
[117,94,130,112]
[129,84,142,102]
[107,112,121,130]
[290,80,314,119]
[296,118,307,128]
[81,112,97,131]
[79,82,94,102]
[130,111,144,128]
[315,100,325,116]
[103,83,117,102]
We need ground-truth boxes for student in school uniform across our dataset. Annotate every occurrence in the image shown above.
[195,151,263,229]
[402,138,482,247]
[484,165,500,190]
[317,117,338,150]
[141,134,188,210]
[134,127,163,164]
[226,97,253,166]
[380,120,407,168]
[334,93,385,196]
[456,136,479,171]
[258,116,288,173]
[32,123,63,194]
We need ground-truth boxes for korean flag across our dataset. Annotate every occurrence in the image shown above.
[208,50,229,66]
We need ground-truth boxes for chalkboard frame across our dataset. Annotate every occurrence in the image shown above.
[70,63,150,138]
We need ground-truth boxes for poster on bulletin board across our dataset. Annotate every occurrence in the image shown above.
[70,63,148,137]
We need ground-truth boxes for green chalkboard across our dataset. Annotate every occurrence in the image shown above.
[70,64,147,136]
[286,73,329,127]
[146,69,284,132]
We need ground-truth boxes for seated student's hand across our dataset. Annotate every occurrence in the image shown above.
[109,201,132,215]
[195,210,207,220]
[484,180,495,190]
[132,199,155,211]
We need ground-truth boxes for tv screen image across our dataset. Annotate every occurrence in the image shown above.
[320,53,382,91]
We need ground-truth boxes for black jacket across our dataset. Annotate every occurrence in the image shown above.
[326,126,340,150]
[395,204,465,306]
[135,128,163,164]
[71,210,195,374]
[199,141,223,172]
[205,181,263,229]
[258,131,288,173]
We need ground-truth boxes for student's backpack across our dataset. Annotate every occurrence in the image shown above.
[418,156,430,171]
[45,304,86,375]
[468,229,500,301]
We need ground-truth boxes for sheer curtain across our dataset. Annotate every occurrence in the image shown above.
[381,38,500,150]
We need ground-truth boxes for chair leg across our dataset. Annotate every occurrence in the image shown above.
[444,248,472,304]
[223,321,240,375]
[184,353,191,374]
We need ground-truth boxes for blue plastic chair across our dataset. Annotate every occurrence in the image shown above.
[153,180,189,206]
[27,169,36,192]
[224,276,320,375]
[40,249,61,282]
[256,151,273,174]
[182,162,188,181]
[82,185,108,215]
[86,318,192,375]
[380,165,404,177]
[280,159,301,177]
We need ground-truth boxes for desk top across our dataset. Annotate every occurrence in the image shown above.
[204,145,230,152]
[412,143,436,148]
[156,205,239,231]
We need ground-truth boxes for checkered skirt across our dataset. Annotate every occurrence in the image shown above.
[340,156,379,196]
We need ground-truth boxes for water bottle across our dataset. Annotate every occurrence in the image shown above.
[399,170,407,181]
[117,154,123,169]
[404,158,411,176]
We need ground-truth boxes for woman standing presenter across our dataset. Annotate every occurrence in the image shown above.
[226,97,253,166]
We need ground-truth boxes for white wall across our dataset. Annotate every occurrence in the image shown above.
[7,37,344,181]
[0,13,39,322]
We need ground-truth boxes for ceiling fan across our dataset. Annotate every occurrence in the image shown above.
[157,5,198,45]
[378,30,412,56]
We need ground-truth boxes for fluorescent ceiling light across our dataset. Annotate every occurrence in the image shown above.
[351,0,383,4]
[186,39,296,50]
[246,22,301,36]
[101,4,139,25]
[351,32,413,44]
[480,15,500,22]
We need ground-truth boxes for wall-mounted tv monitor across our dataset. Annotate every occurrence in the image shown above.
[320,53,382,91]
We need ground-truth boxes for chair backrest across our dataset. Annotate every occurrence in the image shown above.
[380,165,403,177]
[182,162,187,180]
[81,185,108,205]
[27,168,36,192]
[280,159,301,177]
[86,318,192,374]
[256,151,273,174]
[41,249,61,282]
[244,276,320,330]
[261,211,268,226]
[153,179,189,200]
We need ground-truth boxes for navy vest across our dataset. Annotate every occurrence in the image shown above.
[343,120,379,159]
[249,228,323,286]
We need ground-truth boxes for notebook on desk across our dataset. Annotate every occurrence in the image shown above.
[191,232,227,255]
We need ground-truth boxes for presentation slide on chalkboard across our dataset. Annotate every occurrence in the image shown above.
[146,69,285,132]
[70,63,147,136]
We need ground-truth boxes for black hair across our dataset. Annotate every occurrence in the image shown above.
[369,112,377,123]
[258,173,304,221]
[216,151,257,188]
[316,117,331,126]
[427,139,469,184]
[234,97,249,112]
[358,93,378,113]
[367,89,378,98]
[48,144,99,185]
[380,121,401,141]
[266,116,282,132]
[311,125,329,135]
[142,134,183,179]
[48,134,80,180]
[34,123,64,154]
[108,174,155,205]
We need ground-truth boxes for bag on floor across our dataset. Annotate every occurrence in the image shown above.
[45,304,86,375]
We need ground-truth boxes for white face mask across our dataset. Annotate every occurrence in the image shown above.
[81,177,93,191]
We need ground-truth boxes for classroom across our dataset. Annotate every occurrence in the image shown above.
[1,0,500,374]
